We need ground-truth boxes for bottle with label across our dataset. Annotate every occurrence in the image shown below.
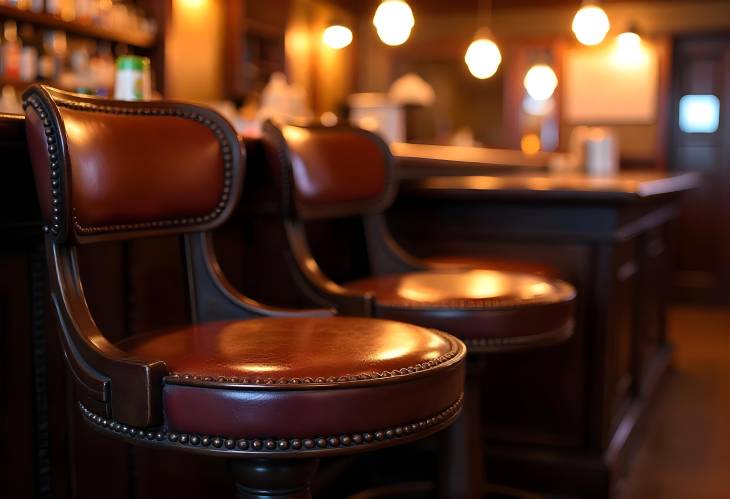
[18,24,38,82]
[89,41,114,95]
[38,33,56,82]
[46,0,62,16]
[29,0,45,13]
[3,21,21,80]
[39,31,67,82]
[114,55,151,101]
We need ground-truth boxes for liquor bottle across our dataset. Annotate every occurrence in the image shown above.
[38,32,56,82]
[46,0,62,16]
[29,0,44,13]
[90,41,114,95]
[3,21,21,80]
[19,24,38,82]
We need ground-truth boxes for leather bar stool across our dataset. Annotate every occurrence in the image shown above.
[23,85,466,499]
[260,121,577,498]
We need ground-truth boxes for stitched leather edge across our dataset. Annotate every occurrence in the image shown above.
[463,320,575,353]
[79,394,463,456]
[23,93,68,240]
[164,329,465,388]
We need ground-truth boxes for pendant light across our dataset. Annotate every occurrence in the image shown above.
[465,0,501,80]
[615,24,643,65]
[572,0,610,46]
[323,24,353,49]
[524,63,558,101]
[373,0,415,47]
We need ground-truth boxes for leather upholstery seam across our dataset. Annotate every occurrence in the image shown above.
[164,330,463,387]
[79,394,463,454]
[462,320,575,350]
[373,296,574,310]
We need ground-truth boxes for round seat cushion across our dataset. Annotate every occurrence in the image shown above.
[345,269,576,351]
[116,316,465,455]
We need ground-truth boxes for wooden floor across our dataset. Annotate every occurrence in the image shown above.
[619,306,730,499]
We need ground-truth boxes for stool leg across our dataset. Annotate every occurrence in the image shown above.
[230,458,319,499]
[437,358,486,499]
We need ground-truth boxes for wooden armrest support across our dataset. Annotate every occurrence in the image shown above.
[284,221,374,316]
[49,242,166,428]
[184,232,335,322]
[363,215,466,275]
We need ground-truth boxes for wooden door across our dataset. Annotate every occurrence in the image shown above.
[670,34,730,303]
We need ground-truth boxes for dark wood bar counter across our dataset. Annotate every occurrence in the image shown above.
[388,161,699,498]
[0,112,700,499]
[399,171,699,201]
[392,142,551,176]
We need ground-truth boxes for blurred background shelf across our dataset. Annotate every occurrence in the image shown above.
[0,5,155,47]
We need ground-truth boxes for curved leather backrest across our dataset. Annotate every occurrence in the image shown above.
[262,120,396,220]
[23,85,244,243]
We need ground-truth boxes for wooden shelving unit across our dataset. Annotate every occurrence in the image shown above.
[0,5,155,48]
[225,0,288,99]
[0,77,73,93]
[0,2,168,95]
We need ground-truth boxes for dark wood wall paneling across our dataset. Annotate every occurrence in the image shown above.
[0,114,239,499]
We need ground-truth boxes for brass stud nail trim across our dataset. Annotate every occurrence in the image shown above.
[79,394,463,455]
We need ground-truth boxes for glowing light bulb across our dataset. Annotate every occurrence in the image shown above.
[572,3,610,46]
[523,64,558,101]
[322,25,353,49]
[373,0,414,46]
[614,31,645,65]
[617,31,640,52]
[465,35,502,79]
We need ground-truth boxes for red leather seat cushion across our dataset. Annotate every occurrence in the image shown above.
[117,317,465,442]
[345,270,575,349]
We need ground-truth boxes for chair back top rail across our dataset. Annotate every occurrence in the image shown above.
[262,120,396,221]
[23,85,244,244]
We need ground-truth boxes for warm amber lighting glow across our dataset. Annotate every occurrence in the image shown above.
[529,282,553,296]
[282,126,311,144]
[614,31,646,66]
[233,364,280,373]
[465,35,502,80]
[177,0,206,9]
[617,31,640,52]
[520,134,541,155]
[356,116,380,132]
[322,25,353,49]
[524,64,558,101]
[395,270,560,303]
[373,0,414,46]
[572,2,610,46]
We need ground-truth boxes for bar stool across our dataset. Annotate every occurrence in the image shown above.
[260,121,577,498]
[23,85,466,499]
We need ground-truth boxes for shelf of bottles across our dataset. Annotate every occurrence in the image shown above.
[0,0,158,113]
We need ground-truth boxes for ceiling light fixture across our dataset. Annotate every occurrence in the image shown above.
[464,0,501,80]
[323,24,353,49]
[373,0,415,47]
[572,0,610,46]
